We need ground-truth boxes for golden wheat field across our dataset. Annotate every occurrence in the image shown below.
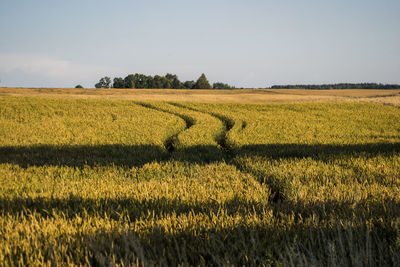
[1,87,400,104]
[0,88,400,266]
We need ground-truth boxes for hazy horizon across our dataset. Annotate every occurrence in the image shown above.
[1,0,399,88]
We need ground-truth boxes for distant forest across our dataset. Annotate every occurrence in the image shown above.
[94,73,235,89]
[270,83,400,90]
[91,75,400,90]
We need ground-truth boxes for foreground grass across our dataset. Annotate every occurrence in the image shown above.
[0,97,399,266]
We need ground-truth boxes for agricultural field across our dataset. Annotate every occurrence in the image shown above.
[1,87,400,104]
[1,93,400,266]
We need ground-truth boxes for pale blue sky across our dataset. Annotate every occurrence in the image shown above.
[0,0,399,88]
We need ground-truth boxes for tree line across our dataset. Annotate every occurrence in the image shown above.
[90,77,399,90]
[270,83,400,90]
[94,73,235,89]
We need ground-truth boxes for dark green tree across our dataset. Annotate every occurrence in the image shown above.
[134,73,150,89]
[95,77,111,88]
[195,73,211,89]
[145,75,154,89]
[165,73,183,89]
[113,77,125,88]
[153,75,165,88]
[146,75,155,88]
[124,75,135,88]
[162,77,172,88]
[183,80,196,89]
[75,85,83,89]
[213,82,235,89]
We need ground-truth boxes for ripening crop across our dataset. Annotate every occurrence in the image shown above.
[0,96,399,266]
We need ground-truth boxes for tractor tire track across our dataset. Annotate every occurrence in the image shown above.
[136,103,194,152]
[168,103,234,152]
[169,102,284,202]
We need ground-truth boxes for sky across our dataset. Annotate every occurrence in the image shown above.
[0,0,399,88]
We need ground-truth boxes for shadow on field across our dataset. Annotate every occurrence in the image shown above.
[0,195,263,220]
[0,144,168,168]
[82,218,399,266]
[1,195,399,265]
[0,142,399,168]
[233,142,400,160]
[1,143,399,264]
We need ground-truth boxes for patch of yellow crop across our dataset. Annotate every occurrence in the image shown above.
[0,96,399,265]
